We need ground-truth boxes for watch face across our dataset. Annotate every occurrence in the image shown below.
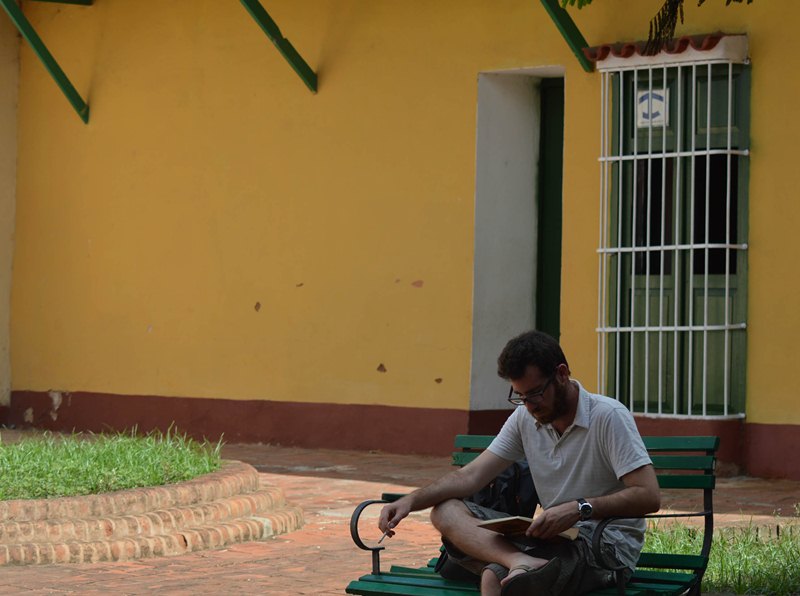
[579,503,592,519]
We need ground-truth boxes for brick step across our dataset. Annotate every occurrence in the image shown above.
[0,486,287,544]
[0,461,261,522]
[0,506,305,565]
[0,461,305,565]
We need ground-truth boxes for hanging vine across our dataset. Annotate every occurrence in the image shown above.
[560,0,754,55]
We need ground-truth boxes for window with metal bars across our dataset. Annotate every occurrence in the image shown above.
[597,58,750,418]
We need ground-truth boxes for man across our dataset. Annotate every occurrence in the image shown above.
[378,330,660,595]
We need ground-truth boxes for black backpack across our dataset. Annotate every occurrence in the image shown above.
[467,459,539,517]
[434,460,539,581]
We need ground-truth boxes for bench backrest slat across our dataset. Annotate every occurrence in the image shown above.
[453,435,495,450]
[451,452,482,467]
[658,475,716,489]
[454,435,720,452]
[643,436,720,452]
[452,434,719,499]
[648,455,715,471]
[454,452,716,472]
[452,435,719,471]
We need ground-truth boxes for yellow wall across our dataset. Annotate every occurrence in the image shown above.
[11,1,569,410]
[10,1,800,424]
[0,12,18,406]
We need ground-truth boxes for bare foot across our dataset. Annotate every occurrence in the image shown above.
[481,568,502,596]
[499,555,550,587]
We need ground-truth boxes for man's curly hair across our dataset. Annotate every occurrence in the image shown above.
[497,330,569,381]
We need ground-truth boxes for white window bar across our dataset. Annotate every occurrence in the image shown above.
[673,64,684,416]
[724,62,734,416]
[597,52,748,419]
[629,68,638,413]
[615,69,624,402]
[657,63,668,415]
[597,69,610,395]
[687,62,697,417]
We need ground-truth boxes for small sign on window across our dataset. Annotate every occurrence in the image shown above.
[637,89,669,128]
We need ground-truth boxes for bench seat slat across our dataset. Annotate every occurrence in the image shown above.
[592,582,689,595]
[347,580,476,595]
[389,566,438,575]
[347,574,478,593]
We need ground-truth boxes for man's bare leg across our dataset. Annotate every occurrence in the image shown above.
[430,499,549,588]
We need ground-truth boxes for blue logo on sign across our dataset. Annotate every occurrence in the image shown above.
[639,92,665,121]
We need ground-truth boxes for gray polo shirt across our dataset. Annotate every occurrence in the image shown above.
[487,380,652,570]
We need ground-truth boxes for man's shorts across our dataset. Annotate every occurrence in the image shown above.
[439,500,621,594]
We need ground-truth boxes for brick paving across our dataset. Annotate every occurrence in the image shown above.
[0,437,798,594]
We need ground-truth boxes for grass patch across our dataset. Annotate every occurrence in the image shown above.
[645,520,800,595]
[0,430,223,500]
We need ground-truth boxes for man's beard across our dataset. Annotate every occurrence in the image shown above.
[533,381,569,424]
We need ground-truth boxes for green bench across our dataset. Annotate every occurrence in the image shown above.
[347,434,719,595]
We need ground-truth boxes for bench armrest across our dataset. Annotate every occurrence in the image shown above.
[591,511,712,596]
[349,495,410,575]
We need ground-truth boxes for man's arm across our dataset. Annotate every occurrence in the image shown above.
[378,450,512,536]
[525,463,661,540]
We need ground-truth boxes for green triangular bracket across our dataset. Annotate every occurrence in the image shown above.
[540,0,594,73]
[239,0,317,93]
[0,0,92,123]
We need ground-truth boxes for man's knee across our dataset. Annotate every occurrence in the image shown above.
[430,498,471,532]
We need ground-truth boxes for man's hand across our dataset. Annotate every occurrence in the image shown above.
[525,501,579,539]
[524,464,661,541]
[374,450,513,541]
[378,498,412,539]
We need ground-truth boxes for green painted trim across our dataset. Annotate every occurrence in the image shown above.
[239,0,317,93]
[0,0,90,123]
[536,78,564,340]
[539,0,593,73]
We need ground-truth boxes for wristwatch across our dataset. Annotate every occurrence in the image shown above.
[577,498,593,521]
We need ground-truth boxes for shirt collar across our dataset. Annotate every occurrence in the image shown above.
[571,380,591,429]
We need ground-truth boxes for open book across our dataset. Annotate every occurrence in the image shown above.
[477,516,579,541]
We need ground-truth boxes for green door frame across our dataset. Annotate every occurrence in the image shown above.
[536,78,564,340]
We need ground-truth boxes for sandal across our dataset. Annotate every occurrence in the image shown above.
[500,558,562,596]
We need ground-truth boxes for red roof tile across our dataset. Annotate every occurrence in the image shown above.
[583,33,726,63]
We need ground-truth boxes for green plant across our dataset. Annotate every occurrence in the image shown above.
[645,521,800,595]
[561,0,755,54]
[0,429,223,500]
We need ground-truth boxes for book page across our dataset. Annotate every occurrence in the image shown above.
[477,516,579,541]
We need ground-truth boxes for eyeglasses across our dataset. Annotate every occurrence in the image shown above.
[507,375,554,406]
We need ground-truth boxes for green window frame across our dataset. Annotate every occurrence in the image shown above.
[597,58,750,417]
